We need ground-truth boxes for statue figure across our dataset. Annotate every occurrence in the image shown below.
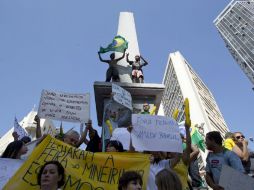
[126,53,148,83]
[98,49,126,82]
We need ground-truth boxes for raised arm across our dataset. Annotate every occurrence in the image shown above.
[98,52,110,63]
[140,55,148,66]
[126,53,132,64]
[76,121,93,147]
[115,48,127,62]
[241,140,250,161]
[231,139,249,161]
[34,115,42,139]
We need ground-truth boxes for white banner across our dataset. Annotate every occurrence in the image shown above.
[219,165,254,190]
[38,90,90,123]
[131,114,183,153]
[0,158,24,189]
[112,83,132,110]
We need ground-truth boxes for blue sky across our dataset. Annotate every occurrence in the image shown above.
[0,1,253,149]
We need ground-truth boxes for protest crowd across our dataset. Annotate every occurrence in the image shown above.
[1,97,254,190]
[1,37,254,190]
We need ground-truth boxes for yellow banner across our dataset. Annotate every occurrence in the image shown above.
[4,135,150,190]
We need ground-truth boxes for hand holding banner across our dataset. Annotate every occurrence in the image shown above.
[4,135,150,190]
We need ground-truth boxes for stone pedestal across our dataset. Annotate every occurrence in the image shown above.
[94,81,165,126]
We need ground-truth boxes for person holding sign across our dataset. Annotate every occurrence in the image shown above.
[63,130,80,148]
[106,140,124,152]
[77,120,102,152]
[37,161,65,190]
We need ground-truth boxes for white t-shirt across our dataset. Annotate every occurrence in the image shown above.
[147,159,170,190]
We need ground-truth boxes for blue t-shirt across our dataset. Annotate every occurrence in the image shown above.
[205,149,244,184]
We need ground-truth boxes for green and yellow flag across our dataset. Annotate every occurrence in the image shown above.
[99,35,128,53]
[190,124,206,152]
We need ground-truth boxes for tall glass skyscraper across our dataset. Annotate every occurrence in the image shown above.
[214,0,254,84]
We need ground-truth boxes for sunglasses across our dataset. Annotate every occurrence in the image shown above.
[235,135,245,139]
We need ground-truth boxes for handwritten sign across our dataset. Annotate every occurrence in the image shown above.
[38,89,90,123]
[4,135,150,190]
[0,158,24,189]
[131,114,183,153]
[219,165,254,190]
[112,83,132,110]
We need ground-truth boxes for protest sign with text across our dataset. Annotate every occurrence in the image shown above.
[131,114,183,153]
[38,89,90,123]
[112,83,132,110]
[219,165,254,190]
[4,135,150,190]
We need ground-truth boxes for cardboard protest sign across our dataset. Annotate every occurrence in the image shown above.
[131,114,183,153]
[112,83,132,110]
[219,165,254,190]
[0,158,24,189]
[4,135,150,190]
[38,89,90,123]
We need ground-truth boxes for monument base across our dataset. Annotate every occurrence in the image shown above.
[94,81,165,126]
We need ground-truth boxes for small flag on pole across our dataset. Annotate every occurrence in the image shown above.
[14,117,28,139]
[99,35,128,53]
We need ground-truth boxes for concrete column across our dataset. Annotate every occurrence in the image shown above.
[115,12,140,83]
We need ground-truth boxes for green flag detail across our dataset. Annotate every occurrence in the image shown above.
[99,35,128,53]
[190,125,206,152]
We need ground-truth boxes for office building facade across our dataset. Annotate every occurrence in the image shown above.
[214,0,254,84]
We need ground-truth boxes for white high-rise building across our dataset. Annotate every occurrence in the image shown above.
[160,51,229,169]
[161,51,229,136]
[214,0,254,85]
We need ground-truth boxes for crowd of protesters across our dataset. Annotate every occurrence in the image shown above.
[1,108,253,190]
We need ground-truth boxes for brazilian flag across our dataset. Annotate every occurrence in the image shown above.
[178,122,206,152]
[190,124,206,152]
[99,35,128,53]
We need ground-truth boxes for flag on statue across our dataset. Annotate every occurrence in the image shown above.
[14,117,28,140]
[99,35,128,53]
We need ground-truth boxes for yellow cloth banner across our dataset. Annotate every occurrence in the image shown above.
[4,135,150,190]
